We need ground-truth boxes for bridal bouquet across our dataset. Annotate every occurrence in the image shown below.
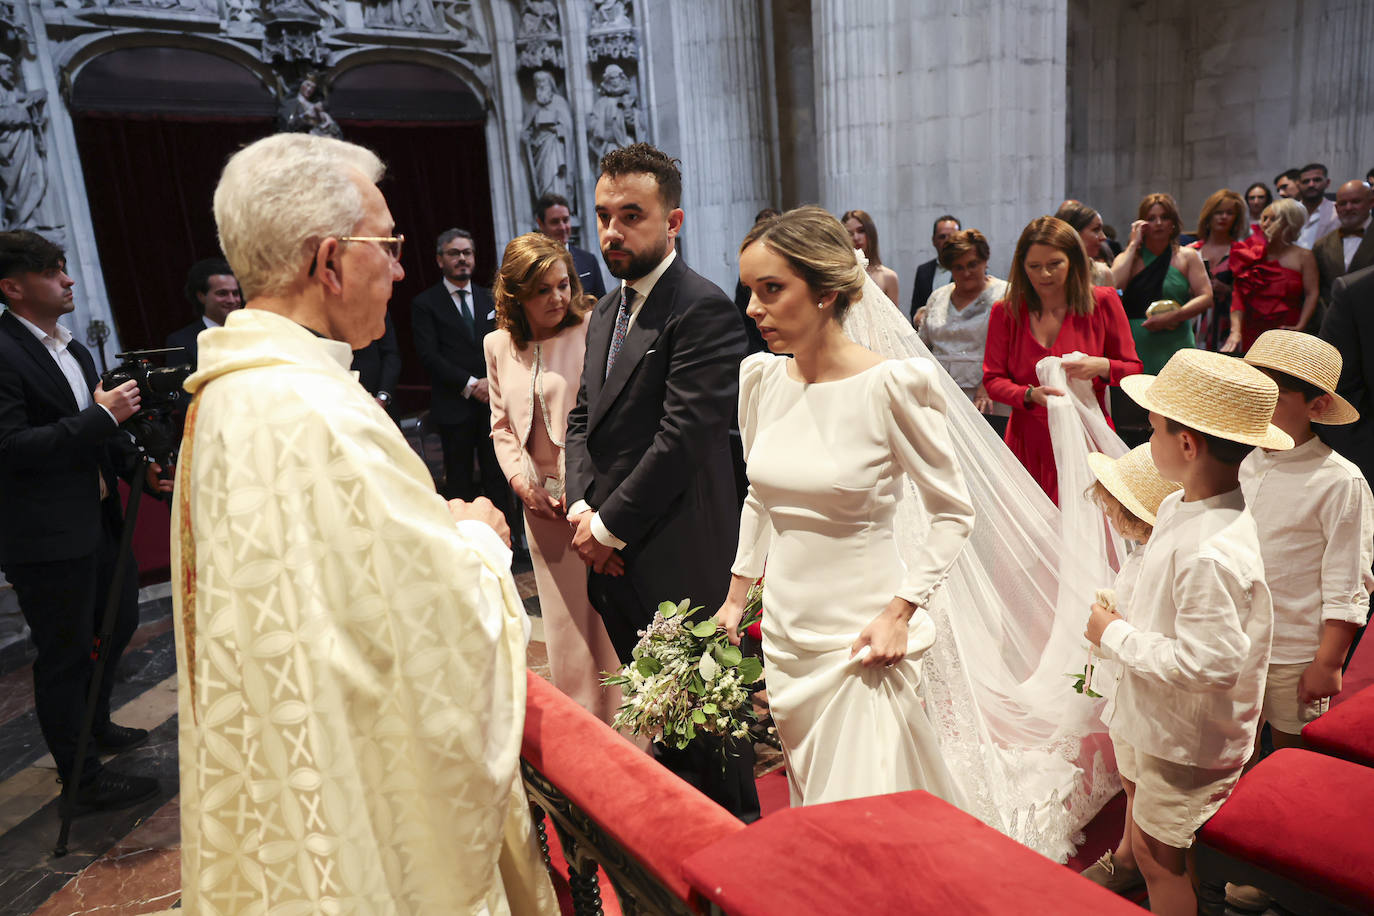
[603,585,764,750]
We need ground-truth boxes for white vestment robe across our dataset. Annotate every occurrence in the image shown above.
[172,308,555,915]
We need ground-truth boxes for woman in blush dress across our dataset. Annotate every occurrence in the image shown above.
[915,229,1010,435]
[1222,198,1319,355]
[842,208,900,304]
[715,206,973,810]
[983,216,1142,504]
[485,233,622,723]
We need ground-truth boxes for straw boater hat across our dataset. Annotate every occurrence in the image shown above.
[1088,444,1182,526]
[1242,329,1359,426]
[1120,349,1294,450]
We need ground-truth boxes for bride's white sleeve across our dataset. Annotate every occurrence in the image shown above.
[731,353,773,579]
[885,359,976,607]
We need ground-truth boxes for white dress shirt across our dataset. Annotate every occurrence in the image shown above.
[1097,487,1273,768]
[568,249,678,549]
[1240,436,1374,664]
[9,311,115,425]
[1341,217,1370,270]
[443,277,479,397]
[1297,198,1340,250]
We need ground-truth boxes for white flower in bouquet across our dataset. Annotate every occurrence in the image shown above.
[603,588,764,750]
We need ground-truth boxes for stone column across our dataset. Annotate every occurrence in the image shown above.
[1288,0,1374,185]
[640,0,777,294]
[812,0,1068,286]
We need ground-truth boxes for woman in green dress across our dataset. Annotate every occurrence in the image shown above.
[1110,193,1213,375]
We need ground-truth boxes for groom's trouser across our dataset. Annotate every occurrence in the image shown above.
[588,568,761,823]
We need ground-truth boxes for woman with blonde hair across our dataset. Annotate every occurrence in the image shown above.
[485,232,622,722]
[717,206,1122,861]
[1222,197,1318,354]
[1189,189,1248,349]
[1110,193,1213,374]
[983,216,1142,503]
[842,208,900,304]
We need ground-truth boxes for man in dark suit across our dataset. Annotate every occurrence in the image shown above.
[350,313,401,415]
[1314,180,1374,316]
[909,214,960,320]
[165,258,242,369]
[565,143,756,819]
[0,230,171,809]
[410,229,515,531]
[534,191,607,299]
[1320,264,1374,484]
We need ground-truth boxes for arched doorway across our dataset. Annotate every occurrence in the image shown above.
[325,59,494,413]
[69,45,279,355]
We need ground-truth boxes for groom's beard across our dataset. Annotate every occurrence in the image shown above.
[603,236,668,281]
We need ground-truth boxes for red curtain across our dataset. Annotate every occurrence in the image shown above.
[71,115,495,412]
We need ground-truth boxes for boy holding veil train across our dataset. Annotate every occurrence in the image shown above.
[1085,349,1288,915]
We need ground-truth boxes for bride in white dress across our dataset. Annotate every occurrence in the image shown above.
[715,206,974,810]
[716,207,1119,862]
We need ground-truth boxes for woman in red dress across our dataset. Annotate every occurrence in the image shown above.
[1222,197,1318,355]
[983,216,1142,504]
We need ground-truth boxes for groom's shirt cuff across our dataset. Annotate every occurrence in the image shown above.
[568,500,627,550]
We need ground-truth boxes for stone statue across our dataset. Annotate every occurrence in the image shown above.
[519,0,558,36]
[590,0,631,30]
[521,70,573,200]
[0,52,49,231]
[587,64,637,164]
[365,0,438,30]
[283,74,342,138]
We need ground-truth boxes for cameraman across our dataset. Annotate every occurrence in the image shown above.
[0,230,172,810]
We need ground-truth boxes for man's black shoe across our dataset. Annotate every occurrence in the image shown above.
[74,770,159,811]
[94,723,149,753]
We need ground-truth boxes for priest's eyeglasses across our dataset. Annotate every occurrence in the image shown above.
[339,234,405,260]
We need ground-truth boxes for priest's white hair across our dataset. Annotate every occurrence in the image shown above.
[213,133,385,300]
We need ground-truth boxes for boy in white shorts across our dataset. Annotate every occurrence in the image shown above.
[1225,330,1374,910]
[1086,350,1288,916]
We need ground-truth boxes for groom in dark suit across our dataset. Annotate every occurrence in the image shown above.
[0,230,170,809]
[410,229,515,533]
[564,143,756,819]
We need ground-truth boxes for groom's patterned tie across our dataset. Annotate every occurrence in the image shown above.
[604,287,635,379]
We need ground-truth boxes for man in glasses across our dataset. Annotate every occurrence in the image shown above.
[172,133,555,914]
[410,229,518,545]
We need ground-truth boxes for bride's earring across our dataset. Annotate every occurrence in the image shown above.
[816,301,825,310]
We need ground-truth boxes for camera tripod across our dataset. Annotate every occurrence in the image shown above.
[52,453,154,858]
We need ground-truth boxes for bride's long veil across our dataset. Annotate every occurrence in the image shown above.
[842,267,1119,862]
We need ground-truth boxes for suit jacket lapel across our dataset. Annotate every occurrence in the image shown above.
[1351,233,1374,274]
[582,288,619,410]
[590,278,672,430]
[0,311,80,412]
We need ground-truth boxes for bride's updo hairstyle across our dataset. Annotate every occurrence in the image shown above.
[739,205,867,320]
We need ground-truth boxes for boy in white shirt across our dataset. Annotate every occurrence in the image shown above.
[1086,349,1291,916]
[1226,331,1373,911]
[1241,330,1372,748]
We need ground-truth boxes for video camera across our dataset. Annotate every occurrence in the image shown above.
[100,348,193,468]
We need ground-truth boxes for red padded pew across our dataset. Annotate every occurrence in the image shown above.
[1302,683,1374,767]
[680,790,1143,915]
[1196,748,1374,915]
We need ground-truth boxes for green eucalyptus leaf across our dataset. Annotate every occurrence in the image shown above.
[690,619,718,638]
[659,600,680,618]
[714,645,743,668]
[691,709,707,724]
[636,656,663,677]
[737,657,764,684]
[676,598,692,616]
[703,703,718,715]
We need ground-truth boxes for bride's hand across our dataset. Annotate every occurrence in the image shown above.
[714,599,747,647]
[851,598,915,668]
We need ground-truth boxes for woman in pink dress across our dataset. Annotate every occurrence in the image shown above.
[1222,198,1319,355]
[486,233,622,723]
[983,216,1142,504]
